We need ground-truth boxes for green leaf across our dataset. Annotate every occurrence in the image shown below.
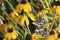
[38,38,44,40]
[0,6,3,16]
[4,1,12,13]
[8,0,18,8]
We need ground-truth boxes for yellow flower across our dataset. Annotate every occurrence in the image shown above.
[54,27,59,32]
[53,29,57,33]
[51,5,60,16]
[36,11,42,17]
[55,15,60,21]
[19,11,36,26]
[16,2,32,12]
[45,30,58,40]
[0,22,14,32]
[4,28,18,40]
[57,33,60,40]
[0,24,7,31]
[57,38,60,40]
[53,33,58,39]
[42,8,49,14]
[36,8,51,18]
[20,14,29,26]
[32,33,44,40]
[55,6,60,16]
[6,10,19,23]
[45,35,56,40]
[10,10,18,16]
[51,6,56,12]
[9,10,19,19]
[14,15,22,23]
[45,33,58,40]
[26,12,36,21]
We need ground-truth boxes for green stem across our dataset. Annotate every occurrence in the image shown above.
[40,0,46,8]
[1,6,22,36]
[27,25,31,35]
[0,7,15,24]
[14,24,24,34]
[5,0,14,9]
[49,13,57,34]
[45,0,50,8]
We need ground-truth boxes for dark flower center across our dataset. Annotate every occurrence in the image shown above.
[0,36,3,40]
[28,0,31,2]
[26,34,31,40]
[20,10,26,15]
[8,28,13,33]
[51,1,60,7]
[21,0,27,4]
[49,30,55,35]
[58,33,60,38]
[52,25,56,29]
[3,19,8,23]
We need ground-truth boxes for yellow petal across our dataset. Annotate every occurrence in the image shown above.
[20,16,25,26]
[16,4,23,12]
[16,2,32,12]
[27,13,36,21]
[57,38,60,40]
[36,11,42,17]
[23,2,32,12]
[55,6,60,16]
[45,35,55,40]
[24,14,29,26]
[11,33,17,39]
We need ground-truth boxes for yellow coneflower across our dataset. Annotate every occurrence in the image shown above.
[17,10,36,26]
[15,0,32,12]
[57,38,60,40]
[0,24,7,31]
[57,33,60,40]
[36,8,52,18]
[42,8,49,14]
[54,27,60,32]
[20,13,36,26]
[51,1,60,16]
[55,6,60,16]
[0,22,14,32]
[9,10,19,19]
[55,15,60,21]
[7,22,14,28]
[45,30,58,40]
[26,12,36,21]
[45,35,57,40]
[4,28,18,40]
[36,11,42,18]
[6,9,19,23]
[32,33,44,40]
[20,14,29,26]
[53,29,57,33]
